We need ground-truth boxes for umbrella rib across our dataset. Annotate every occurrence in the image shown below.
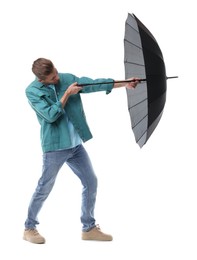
[136,130,147,144]
[128,97,148,142]
[128,97,147,109]
[129,112,148,143]
[129,113,147,129]
[130,113,148,144]
[125,61,145,67]
[124,39,142,50]
[126,22,139,35]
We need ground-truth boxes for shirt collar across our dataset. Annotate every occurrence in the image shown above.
[33,78,47,88]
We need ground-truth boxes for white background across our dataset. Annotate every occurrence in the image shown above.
[0,0,196,259]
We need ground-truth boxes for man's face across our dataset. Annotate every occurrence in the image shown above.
[40,68,60,85]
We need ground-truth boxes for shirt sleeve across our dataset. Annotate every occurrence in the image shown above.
[76,76,114,94]
[26,87,65,123]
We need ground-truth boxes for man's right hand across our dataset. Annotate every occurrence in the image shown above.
[66,82,83,96]
[60,82,82,108]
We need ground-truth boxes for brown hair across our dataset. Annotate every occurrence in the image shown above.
[32,58,54,80]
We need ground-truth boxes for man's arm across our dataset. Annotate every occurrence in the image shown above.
[60,77,140,107]
[113,77,140,89]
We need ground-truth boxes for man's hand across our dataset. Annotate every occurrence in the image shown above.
[60,82,82,108]
[66,82,83,95]
[113,77,141,89]
[125,77,141,89]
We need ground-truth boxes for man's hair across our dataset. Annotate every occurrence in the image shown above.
[32,58,54,80]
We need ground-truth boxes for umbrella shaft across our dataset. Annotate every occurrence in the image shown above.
[77,76,178,86]
[78,79,146,87]
[166,76,178,79]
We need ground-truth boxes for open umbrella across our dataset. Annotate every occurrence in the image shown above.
[124,13,178,147]
[78,13,177,147]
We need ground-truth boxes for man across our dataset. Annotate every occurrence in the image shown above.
[23,58,139,244]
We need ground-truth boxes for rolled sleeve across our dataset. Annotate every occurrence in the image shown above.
[26,89,65,123]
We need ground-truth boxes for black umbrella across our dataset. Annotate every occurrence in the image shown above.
[78,13,177,147]
[124,13,177,147]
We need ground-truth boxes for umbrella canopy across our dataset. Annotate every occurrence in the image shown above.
[124,13,169,147]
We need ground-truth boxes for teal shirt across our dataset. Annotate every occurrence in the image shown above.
[25,73,114,152]
[48,84,82,149]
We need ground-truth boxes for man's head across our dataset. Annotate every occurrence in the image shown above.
[32,58,59,85]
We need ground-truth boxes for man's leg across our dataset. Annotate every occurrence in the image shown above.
[67,145,112,241]
[24,151,65,243]
[66,144,98,231]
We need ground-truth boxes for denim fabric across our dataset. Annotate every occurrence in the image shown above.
[24,145,97,231]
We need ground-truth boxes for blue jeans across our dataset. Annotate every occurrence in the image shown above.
[24,145,97,231]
